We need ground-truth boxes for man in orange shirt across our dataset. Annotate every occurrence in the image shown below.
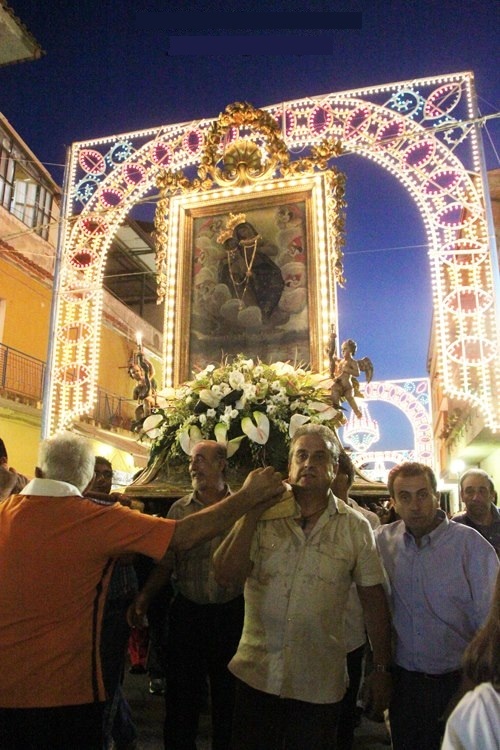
[0,433,284,750]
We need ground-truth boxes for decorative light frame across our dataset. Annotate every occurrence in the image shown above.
[343,378,433,468]
[45,73,500,436]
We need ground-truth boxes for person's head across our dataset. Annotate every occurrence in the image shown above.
[341,339,357,357]
[38,433,95,492]
[331,451,355,501]
[459,469,495,521]
[88,456,113,494]
[234,221,258,242]
[288,424,340,496]
[462,570,500,688]
[189,440,227,499]
[388,462,439,540]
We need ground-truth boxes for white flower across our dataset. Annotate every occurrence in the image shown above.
[266,404,277,415]
[179,425,203,455]
[241,412,270,444]
[308,401,338,421]
[271,361,295,376]
[228,370,245,389]
[207,408,216,418]
[241,358,254,370]
[289,413,310,436]
[141,413,164,439]
[199,413,207,425]
[214,422,246,458]
[254,366,264,377]
[199,389,221,408]
[242,383,257,400]
[219,382,232,396]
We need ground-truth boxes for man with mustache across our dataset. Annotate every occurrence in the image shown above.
[213,424,392,750]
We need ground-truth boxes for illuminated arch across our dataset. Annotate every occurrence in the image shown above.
[344,379,433,468]
[45,72,499,437]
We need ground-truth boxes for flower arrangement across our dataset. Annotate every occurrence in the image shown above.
[142,354,345,473]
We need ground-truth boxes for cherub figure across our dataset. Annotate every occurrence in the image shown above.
[329,335,373,419]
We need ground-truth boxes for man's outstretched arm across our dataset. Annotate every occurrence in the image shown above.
[167,466,284,555]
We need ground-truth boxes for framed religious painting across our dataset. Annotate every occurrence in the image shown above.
[162,173,340,386]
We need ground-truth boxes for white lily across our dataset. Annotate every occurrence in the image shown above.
[179,425,203,455]
[308,401,338,421]
[142,413,164,439]
[289,413,310,436]
[214,423,246,457]
[241,412,270,445]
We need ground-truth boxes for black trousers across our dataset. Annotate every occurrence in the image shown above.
[163,593,244,750]
[0,702,104,750]
[389,666,462,750]
[231,679,342,750]
[336,644,365,750]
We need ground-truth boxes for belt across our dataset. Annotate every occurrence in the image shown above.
[395,666,461,682]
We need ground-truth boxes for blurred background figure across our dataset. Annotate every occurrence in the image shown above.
[0,438,28,499]
[454,468,500,557]
[441,571,500,750]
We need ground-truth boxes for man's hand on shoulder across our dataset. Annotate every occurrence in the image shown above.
[239,466,286,510]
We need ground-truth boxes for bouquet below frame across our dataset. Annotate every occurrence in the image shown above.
[141,354,345,474]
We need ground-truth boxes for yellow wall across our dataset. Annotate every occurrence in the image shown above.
[98,324,136,399]
[0,409,41,477]
[0,258,51,361]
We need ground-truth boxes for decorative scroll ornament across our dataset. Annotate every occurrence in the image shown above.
[154,101,345,303]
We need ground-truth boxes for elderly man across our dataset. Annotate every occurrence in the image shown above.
[213,424,392,750]
[129,440,245,750]
[453,468,500,555]
[375,461,499,750]
[0,433,284,750]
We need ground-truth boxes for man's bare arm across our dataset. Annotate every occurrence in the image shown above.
[168,467,284,554]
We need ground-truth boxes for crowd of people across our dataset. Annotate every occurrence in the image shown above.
[0,428,499,750]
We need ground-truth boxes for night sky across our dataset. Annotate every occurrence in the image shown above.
[1,0,499,452]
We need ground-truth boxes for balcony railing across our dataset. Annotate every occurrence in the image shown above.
[0,343,136,430]
[0,343,45,403]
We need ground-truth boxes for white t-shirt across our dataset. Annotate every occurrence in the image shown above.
[441,682,500,750]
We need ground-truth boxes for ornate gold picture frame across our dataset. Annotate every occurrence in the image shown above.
[162,173,339,385]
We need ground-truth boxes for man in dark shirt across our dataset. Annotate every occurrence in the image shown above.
[454,468,500,556]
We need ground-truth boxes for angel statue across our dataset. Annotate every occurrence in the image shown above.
[328,331,373,419]
[128,345,158,431]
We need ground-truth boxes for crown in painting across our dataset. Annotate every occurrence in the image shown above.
[216,212,246,244]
